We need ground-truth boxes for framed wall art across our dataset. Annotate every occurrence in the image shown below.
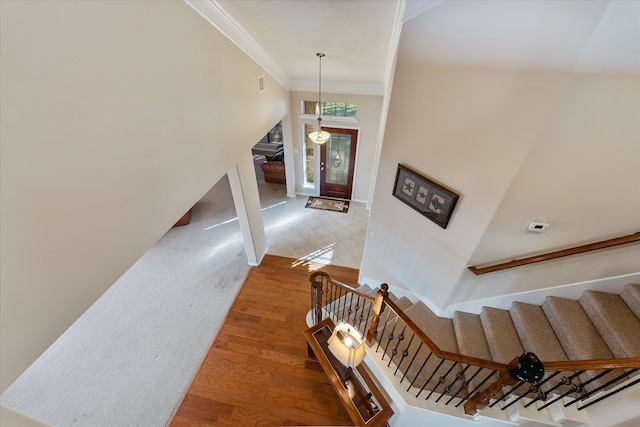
[392,164,459,229]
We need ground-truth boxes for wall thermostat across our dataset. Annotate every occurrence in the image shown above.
[528,221,550,233]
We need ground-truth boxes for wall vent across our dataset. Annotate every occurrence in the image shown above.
[257,75,266,93]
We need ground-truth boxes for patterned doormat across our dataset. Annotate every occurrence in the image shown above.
[305,196,350,213]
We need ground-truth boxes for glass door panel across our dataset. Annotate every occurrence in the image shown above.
[320,128,358,200]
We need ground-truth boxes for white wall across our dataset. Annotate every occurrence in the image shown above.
[361,52,639,308]
[0,0,288,391]
[448,71,640,305]
[0,405,50,427]
[289,91,383,202]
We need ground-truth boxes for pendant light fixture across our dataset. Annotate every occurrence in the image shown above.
[308,52,331,145]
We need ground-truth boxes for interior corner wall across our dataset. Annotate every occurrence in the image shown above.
[0,1,288,391]
[361,59,573,307]
[288,91,383,202]
[448,71,640,305]
[362,45,639,308]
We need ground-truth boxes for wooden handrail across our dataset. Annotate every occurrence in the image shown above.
[468,232,640,275]
[310,271,640,416]
[309,271,375,302]
[384,298,509,372]
[315,280,640,374]
[386,296,640,374]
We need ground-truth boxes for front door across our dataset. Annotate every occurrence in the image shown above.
[320,128,357,200]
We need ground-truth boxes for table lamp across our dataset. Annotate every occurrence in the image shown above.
[327,321,366,375]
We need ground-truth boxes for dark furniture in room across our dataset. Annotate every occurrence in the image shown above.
[260,146,286,184]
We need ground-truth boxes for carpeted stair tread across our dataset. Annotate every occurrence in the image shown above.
[510,301,579,395]
[379,296,414,328]
[373,295,412,331]
[396,301,461,394]
[405,301,459,354]
[372,296,414,345]
[542,296,625,391]
[480,306,524,364]
[579,290,640,358]
[510,301,568,362]
[542,296,615,361]
[356,284,372,294]
[391,296,414,312]
[323,282,638,407]
[368,288,402,329]
[453,311,493,391]
[621,283,640,319]
[453,311,492,360]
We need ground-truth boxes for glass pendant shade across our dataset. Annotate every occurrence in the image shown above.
[308,118,331,144]
[308,53,331,144]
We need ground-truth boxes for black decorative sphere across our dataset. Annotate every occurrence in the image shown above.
[509,352,545,383]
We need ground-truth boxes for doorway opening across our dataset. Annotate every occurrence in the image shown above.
[319,127,358,200]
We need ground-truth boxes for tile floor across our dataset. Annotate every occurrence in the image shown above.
[248,157,368,269]
[182,156,368,271]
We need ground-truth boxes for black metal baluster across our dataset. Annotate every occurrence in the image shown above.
[400,341,423,383]
[521,371,561,408]
[381,316,400,361]
[350,295,362,326]
[537,371,585,410]
[329,283,338,316]
[394,334,416,376]
[330,287,341,321]
[527,371,572,405]
[344,292,355,323]
[565,369,635,408]
[359,303,373,334]
[340,288,348,321]
[416,358,445,398]
[499,383,536,410]
[491,380,533,408]
[387,326,407,368]
[375,313,392,352]
[493,371,560,410]
[323,281,330,312]
[456,369,495,408]
[407,352,433,392]
[428,362,458,401]
[435,364,466,403]
[445,365,473,405]
[578,377,640,411]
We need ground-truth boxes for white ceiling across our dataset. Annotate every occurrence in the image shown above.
[400,0,640,73]
[193,0,639,95]
[211,0,402,94]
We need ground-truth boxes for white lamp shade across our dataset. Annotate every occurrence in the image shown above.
[327,322,366,368]
[308,129,331,145]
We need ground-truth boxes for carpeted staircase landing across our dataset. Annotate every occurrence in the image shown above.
[326,283,640,400]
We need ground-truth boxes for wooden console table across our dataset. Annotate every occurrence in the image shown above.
[304,318,394,426]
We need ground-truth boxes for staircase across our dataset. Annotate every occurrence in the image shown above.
[309,273,640,427]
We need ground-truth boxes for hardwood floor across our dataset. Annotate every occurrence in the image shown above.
[168,255,361,426]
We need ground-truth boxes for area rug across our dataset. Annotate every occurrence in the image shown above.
[305,196,350,213]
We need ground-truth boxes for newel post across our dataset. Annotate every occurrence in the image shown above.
[463,353,544,415]
[309,271,329,325]
[366,283,389,346]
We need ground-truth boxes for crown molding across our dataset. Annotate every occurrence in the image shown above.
[184,0,291,90]
[382,0,406,92]
[290,80,384,96]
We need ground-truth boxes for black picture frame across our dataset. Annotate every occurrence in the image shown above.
[392,164,459,229]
